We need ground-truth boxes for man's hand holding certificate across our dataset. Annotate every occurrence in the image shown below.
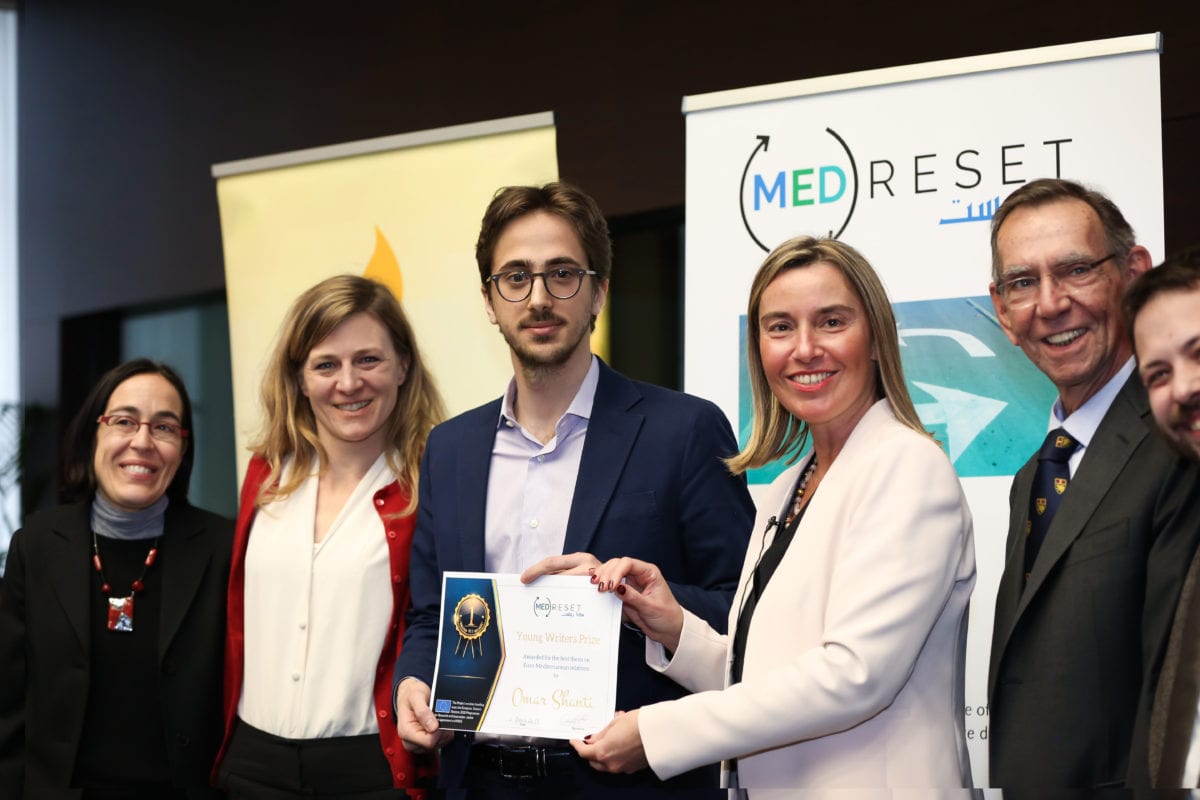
[430,572,622,740]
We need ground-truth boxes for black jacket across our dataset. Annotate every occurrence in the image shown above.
[0,500,233,799]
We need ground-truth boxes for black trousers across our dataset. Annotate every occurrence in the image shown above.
[216,718,412,800]
[82,787,188,800]
[447,744,730,799]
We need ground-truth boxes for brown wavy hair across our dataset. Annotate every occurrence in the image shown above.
[251,275,445,514]
[475,181,612,285]
[1123,246,1200,341]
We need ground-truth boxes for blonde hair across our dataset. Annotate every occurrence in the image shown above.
[727,237,928,474]
[251,275,445,514]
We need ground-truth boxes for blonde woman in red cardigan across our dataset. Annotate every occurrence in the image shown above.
[215,275,444,798]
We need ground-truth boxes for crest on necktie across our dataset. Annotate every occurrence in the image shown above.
[1035,497,1048,515]
[1055,435,1072,449]
[1054,477,1068,495]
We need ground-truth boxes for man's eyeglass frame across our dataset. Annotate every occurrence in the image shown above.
[997,252,1118,306]
[485,268,599,302]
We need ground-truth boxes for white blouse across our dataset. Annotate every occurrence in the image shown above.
[239,454,394,739]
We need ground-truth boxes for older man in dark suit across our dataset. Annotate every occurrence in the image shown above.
[986,179,1198,788]
[392,182,754,796]
[1124,248,1200,787]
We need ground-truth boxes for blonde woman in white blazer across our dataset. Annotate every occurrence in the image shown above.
[575,237,977,792]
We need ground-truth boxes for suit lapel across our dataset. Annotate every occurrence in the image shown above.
[989,457,1037,695]
[563,363,643,555]
[458,402,501,571]
[1153,544,1200,784]
[1018,375,1147,612]
[989,376,1150,696]
[158,505,212,661]
[44,504,93,656]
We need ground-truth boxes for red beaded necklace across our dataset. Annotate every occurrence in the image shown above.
[91,531,160,633]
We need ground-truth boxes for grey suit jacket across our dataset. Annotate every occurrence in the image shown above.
[988,373,1197,788]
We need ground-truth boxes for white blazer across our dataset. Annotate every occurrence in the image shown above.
[638,399,976,790]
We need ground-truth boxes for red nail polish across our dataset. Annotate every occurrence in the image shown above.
[616,584,626,595]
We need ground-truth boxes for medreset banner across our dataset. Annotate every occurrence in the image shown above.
[683,34,1163,784]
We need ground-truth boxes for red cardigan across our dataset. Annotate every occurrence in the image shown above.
[214,454,432,789]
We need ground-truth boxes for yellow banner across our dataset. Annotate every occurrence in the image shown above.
[215,116,561,482]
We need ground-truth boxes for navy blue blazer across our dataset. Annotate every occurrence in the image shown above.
[396,360,754,787]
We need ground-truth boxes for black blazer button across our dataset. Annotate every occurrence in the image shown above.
[176,734,190,747]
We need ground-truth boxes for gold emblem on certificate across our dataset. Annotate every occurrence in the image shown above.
[453,593,491,658]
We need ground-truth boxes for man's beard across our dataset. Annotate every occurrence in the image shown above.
[502,310,591,374]
[1162,395,1200,462]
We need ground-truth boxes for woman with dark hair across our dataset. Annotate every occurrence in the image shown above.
[214,274,444,798]
[0,359,233,799]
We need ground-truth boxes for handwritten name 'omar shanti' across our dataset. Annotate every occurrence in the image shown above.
[512,687,595,709]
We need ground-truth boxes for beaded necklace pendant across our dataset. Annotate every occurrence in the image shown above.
[107,596,135,632]
[92,534,159,633]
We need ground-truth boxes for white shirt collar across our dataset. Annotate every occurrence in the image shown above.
[497,355,600,429]
[1049,357,1135,448]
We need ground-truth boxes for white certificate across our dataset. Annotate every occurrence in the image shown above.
[430,571,622,740]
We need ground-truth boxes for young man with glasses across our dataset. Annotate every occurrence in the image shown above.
[393,182,753,795]
[985,178,1199,789]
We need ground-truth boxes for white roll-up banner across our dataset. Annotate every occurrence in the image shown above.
[683,34,1163,784]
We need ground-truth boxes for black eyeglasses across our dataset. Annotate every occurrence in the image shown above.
[98,414,189,444]
[486,268,598,302]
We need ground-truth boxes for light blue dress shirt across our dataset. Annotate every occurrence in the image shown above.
[484,357,600,574]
